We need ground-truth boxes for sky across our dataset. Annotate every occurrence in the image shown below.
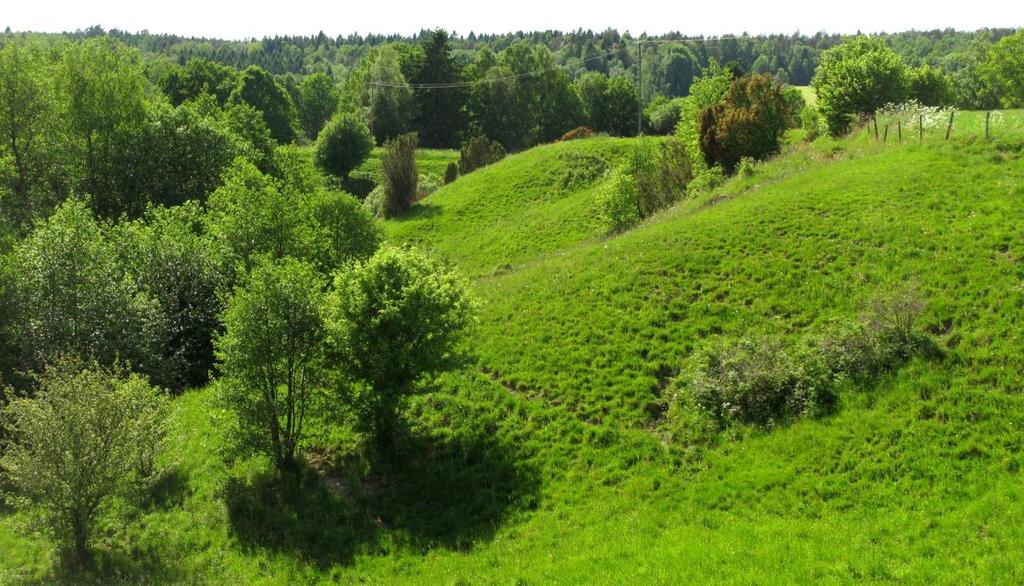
[2,0,1022,40]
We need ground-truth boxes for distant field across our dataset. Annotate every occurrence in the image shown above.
[794,85,817,106]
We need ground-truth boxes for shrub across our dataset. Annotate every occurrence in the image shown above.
[111,203,226,391]
[654,139,694,204]
[9,200,166,382]
[647,99,684,135]
[314,112,374,180]
[698,74,789,173]
[363,185,385,218]
[216,258,327,474]
[559,126,594,141]
[812,37,909,136]
[304,189,383,274]
[909,65,954,107]
[458,135,506,175]
[1,360,166,568]
[417,173,442,200]
[595,168,640,234]
[676,335,836,427]
[673,287,929,431]
[443,162,459,184]
[327,245,476,453]
[686,165,725,197]
[781,86,807,128]
[800,105,825,141]
[737,157,757,178]
[381,132,419,218]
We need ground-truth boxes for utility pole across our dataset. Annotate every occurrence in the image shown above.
[637,40,643,136]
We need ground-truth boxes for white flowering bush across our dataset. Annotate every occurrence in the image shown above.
[874,100,955,135]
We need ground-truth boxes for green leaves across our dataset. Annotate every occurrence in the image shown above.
[1,360,166,565]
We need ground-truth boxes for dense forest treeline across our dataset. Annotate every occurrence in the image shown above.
[3,25,1018,92]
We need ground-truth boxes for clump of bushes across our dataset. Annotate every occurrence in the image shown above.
[698,74,789,173]
[381,132,418,218]
[669,287,929,431]
[458,135,506,175]
[646,98,685,135]
[559,126,594,141]
[595,138,693,234]
[417,173,442,200]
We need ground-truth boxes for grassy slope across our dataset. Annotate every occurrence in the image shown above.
[4,119,1024,583]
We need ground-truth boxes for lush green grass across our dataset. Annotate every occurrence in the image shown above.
[4,121,1024,583]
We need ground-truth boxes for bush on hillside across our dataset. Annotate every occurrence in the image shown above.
[559,126,594,141]
[647,99,684,135]
[672,287,929,430]
[444,162,459,184]
[595,168,640,234]
[800,105,826,141]
[698,74,789,174]
[417,173,442,200]
[314,112,374,180]
[326,245,476,453]
[381,133,419,218]
[458,135,506,175]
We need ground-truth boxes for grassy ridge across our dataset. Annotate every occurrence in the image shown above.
[3,119,1024,583]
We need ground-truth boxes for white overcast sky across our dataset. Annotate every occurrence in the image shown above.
[2,0,1022,40]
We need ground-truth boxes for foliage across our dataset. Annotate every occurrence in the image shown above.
[160,57,238,106]
[221,102,277,173]
[444,162,459,184]
[595,168,639,233]
[216,258,327,473]
[314,111,374,179]
[698,74,789,173]
[381,132,419,218]
[647,97,684,135]
[417,173,442,199]
[410,30,466,148]
[303,189,383,275]
[110,203,226,392]
[206,158,310,274]
[676,59,734,170]
[812,37,909,136]
[228,66,299,143]
[909,65,954,107]
[297,73,340,140]
[0,39,60,233]
[8,200,165,382]
[327,245,476,450]
[559,126,594,141]
[458,135,506,175]
[1,360,166,568]
[800,105,826,140]
[980,29,1024,109]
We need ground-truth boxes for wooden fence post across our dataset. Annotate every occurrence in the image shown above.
[985,111,991,140]
[919,114,924,141]
[945,111,955,141]
[874,117,879,141]
[898,121,902,143]
[883,124,889,143]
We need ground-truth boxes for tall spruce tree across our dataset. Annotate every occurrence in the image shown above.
[410,30,466,148]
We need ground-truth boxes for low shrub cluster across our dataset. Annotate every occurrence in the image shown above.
[558,126,594,141]
[669,288,929,430]
[595,139,694,234]
[444,162,459,184]
[458,135,506,175]
[698,74,789,173]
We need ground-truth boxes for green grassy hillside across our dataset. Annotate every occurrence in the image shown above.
[4,120,1024,583]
